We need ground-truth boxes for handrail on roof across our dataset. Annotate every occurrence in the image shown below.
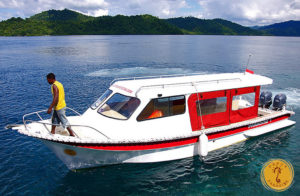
[110,72,209,86]
[135,77,242,97]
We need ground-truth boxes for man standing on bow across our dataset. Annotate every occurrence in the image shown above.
[46,73,75,137]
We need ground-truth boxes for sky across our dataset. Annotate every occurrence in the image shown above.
[0,0,300,26]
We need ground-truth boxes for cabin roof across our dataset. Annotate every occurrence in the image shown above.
[110,72,273,98]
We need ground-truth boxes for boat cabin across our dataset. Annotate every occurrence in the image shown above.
[81,72,272,139]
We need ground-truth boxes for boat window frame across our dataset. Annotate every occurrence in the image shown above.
[231,92,256,111]
[196,96,228,116]
[90,89,113,110]
[229,86,260,124]
[97,93,141,121]
[188,90,230,131]
[137,95,186,122]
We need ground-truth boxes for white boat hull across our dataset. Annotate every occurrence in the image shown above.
[42,119,295,170]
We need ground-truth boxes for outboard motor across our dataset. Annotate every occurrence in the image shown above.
[259,91,272,108]
[273,94,287,111]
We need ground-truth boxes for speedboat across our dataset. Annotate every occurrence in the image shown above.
[7,70,295,169]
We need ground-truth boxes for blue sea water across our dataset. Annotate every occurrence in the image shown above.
[0,35,299,195]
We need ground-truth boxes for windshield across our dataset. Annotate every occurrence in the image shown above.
[98,93,140,120]
[91,89,112,110]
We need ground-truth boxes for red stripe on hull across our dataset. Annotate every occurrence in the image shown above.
[76,115,290,151]
[79,137,198,151]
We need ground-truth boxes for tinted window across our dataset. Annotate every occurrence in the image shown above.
[196,97,227,116]
[137,95,185,121]
[232,92,255,110]
[98,93,140,120]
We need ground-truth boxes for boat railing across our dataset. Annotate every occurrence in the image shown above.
[22,107,110,139]
[23,120,110,139]
[23,107,81,127]
[110,72,210,86]
[135,77,242,96]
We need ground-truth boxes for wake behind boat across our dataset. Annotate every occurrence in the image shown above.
[8,70,295,169]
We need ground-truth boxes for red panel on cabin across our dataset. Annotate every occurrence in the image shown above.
[188,90,230,131]
[229,86,260,123]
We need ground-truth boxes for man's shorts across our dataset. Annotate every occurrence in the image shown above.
[52,107,69,128]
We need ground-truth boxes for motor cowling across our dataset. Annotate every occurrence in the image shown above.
[259,91,272,108]
[273,94,287,110]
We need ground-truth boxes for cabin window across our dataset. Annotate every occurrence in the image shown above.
[196,97,227,116]
[232,92,255,110]
[137,95,185,121]
[98,93,140,120]
[91,89,112,110]
[188,91,230,130]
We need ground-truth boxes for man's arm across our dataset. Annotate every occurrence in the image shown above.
[47,84,59,114]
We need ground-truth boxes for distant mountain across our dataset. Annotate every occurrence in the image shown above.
[0,9,299,36]
[250,26,261,30]
[256,20,300,36]
[165,17,264,35]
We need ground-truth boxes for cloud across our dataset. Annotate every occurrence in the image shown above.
[0,0,188,19]
[0,0,299,25]
[107,0,188,17]
[0,0,109,18]
[197,0,300,25]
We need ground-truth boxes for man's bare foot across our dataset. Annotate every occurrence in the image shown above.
[67,128,75,137]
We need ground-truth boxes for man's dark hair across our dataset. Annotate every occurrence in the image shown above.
[47,73,55,79]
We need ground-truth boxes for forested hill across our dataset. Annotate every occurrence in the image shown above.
[29,9,94,22]
[255,20,300,36]
[0,9,183,36]
[165,17,264,35]
[0,9,299,36]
